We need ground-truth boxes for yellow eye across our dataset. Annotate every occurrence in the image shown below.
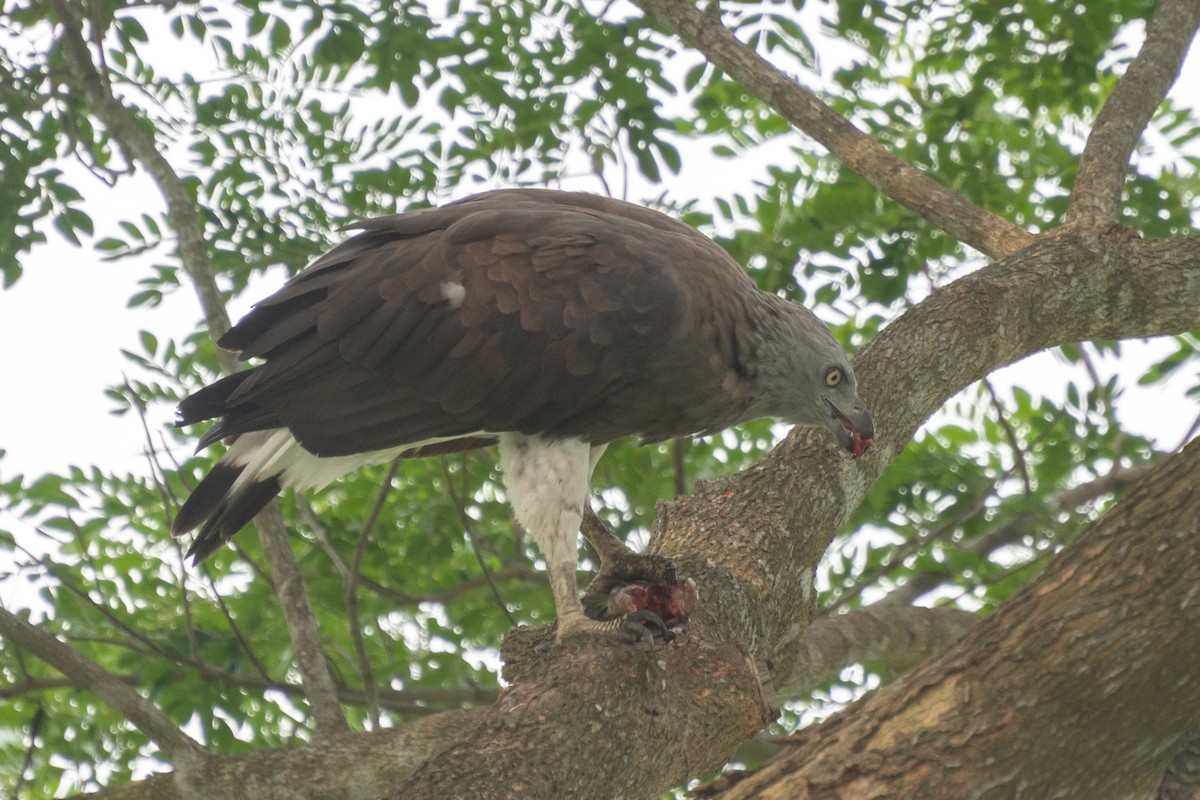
[825,368,843,387]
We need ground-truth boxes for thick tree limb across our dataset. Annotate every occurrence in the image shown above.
[704,437,1200,799]
[61,711,485,800]
[0,606,206,763]
[0,671,496,715]
[631,0,1034,258]
[780,607,978,698]
[387,635,778,799]
[50,0,349,736]
[1068,0,1200,223]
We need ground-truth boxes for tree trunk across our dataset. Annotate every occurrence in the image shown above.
[704,437,1200,799]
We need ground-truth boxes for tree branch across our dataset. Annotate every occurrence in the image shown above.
[1068,0,1200,223]
[875,463,1153,608]
[62,711,485,800]
[631,0,1034,258]
[650,230,1200,686]
[252,508,350,734]
[0,606,206,764]
[0,668,495,716]
[729,607,978,766]
[705,437,1200,799]
[853,232,1200,473]
[780,606,978,699]
[50,0,349,736]
[48,0,233,367]
[388,636,779,799]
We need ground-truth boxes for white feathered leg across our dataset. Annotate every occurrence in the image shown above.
[498,434,649,642]
[498,433,591,636]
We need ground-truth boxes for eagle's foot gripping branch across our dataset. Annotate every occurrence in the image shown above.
[560,608,669,646]
[581,574,699,645]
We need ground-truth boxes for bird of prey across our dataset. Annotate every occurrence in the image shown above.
[172,189,874,642]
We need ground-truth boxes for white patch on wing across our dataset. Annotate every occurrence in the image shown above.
[439,280,466,309]
[224,429,486,492]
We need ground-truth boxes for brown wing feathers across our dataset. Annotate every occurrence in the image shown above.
[174,190,749,554]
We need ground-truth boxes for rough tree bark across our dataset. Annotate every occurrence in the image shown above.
[8,0,1198,798]
[701,437,1200,799]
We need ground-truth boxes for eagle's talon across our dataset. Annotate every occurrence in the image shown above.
[626,609,672,642]
[581,577,698,641]
[557,614,657,646]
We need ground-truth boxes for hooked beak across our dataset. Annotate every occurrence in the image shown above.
[826,399,875,458]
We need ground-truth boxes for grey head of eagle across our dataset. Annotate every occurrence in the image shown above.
[172,189,874,642]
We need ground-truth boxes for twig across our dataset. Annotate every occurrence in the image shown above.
[824,481,997,614]
[984,380,1032,495]
[1076,345,1129,458]
[0,672,498,714]
[1177,409,1200,452]
[171,539,199,661]
[203,571,274,684]
[828,406,1070,613]
[15,704,43,797]
[358,566,541,608]
[125,376,201,660]
[1068,0,1200,223]
[0,606,207,762]
[442,456,518,628]
[347,461,400,729]
[630,0,1034,258]
[944,546,1056,606]
[876,464,1153,608]
[16,534,184,663]
[672,439,687,498]
[123,375,177,520]
[297,497,350,580]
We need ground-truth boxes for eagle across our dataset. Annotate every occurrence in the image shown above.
[172,189,873,641]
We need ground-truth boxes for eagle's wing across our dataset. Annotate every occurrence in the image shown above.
[180,190,762,461]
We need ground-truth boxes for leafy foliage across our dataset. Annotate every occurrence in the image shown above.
[1,0,1197,796]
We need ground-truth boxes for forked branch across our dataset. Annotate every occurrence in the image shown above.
[631,0,1035,258]
[0,606,206,763]
[1068,0,1200,223]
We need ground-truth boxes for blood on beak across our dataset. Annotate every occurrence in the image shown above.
[828,400,874,458]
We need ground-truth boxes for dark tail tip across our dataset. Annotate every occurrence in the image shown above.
[173,462,241,536]
[174,465,282,563]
